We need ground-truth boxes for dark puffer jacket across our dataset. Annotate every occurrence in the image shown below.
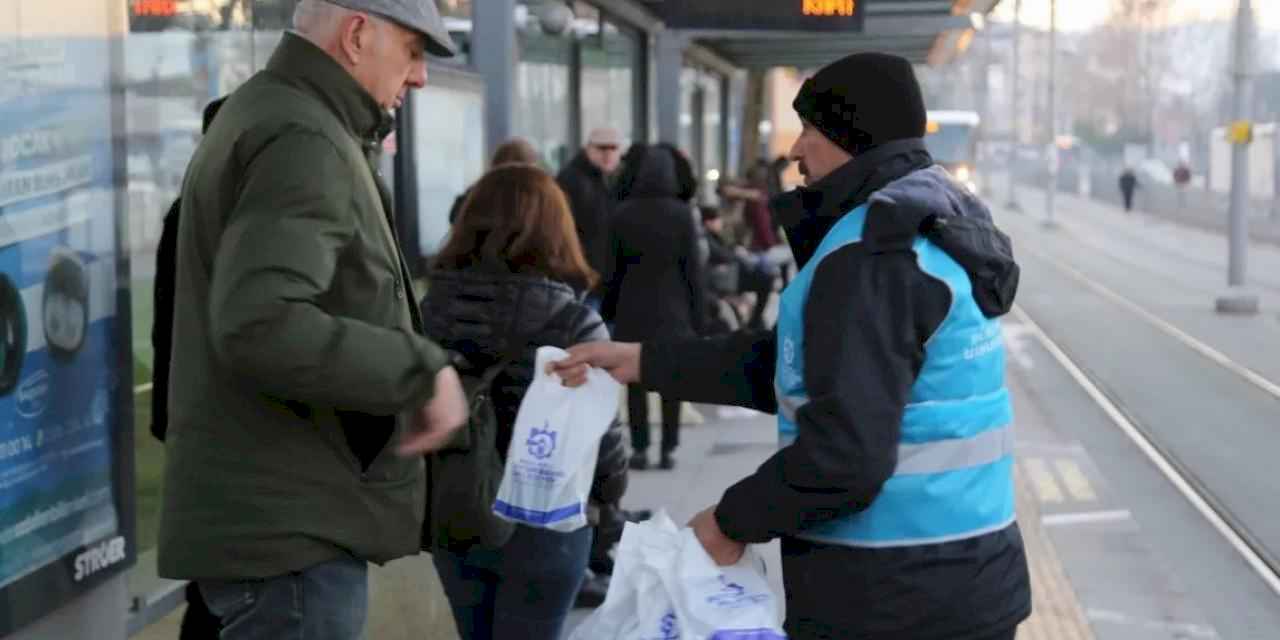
[421,267,628,508]
[604,146,706,342]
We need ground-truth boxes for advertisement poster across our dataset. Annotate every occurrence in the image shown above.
[0,28,134,635]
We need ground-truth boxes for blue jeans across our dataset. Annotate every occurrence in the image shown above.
[198,557,368,640]
[433,525,592,640]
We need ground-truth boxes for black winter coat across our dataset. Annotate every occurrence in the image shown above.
[557,153,614,284]
[604,147,706,342]
[639,140,1030,640]
[421,267,628,508]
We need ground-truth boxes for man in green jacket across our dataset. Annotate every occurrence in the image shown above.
[158,1,465,638]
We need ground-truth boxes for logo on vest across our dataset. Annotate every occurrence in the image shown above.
[779,336,803,389]
[526,424,557,460]
[963,324,1003,361]
[73,536,126,582]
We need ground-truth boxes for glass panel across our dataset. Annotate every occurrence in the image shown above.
[679,67,697,158]
[251,0,296,69]
[412,81,486,257]
[701,72,723,205]
[124,0,254,557]
[514,22,572,171]
[580,19,637,145]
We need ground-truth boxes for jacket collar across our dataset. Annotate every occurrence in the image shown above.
[266,32,394,142]
[771,138,933,226]
[772,138,934,269]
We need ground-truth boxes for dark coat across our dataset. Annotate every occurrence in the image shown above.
[604,147,706,342]
[1119,170,1138,194]
[421,268,628,507]
[639,140,1030,640]
[557,153,614,283]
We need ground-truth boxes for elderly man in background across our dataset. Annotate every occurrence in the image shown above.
[558,127,624,308]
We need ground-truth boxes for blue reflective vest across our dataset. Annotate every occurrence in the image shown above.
[775,203,1016,548]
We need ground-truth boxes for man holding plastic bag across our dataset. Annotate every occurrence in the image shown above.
[553,53,1031,640]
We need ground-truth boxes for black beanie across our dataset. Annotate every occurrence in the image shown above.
[792,52,927,156]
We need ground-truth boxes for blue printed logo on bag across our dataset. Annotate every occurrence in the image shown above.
[526,424,557,460]
[706,576,771,609]
[648,610,679,640]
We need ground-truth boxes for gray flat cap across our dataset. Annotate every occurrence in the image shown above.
[328,0,458,57]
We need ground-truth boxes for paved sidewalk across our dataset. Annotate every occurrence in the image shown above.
[566,398,1098,638]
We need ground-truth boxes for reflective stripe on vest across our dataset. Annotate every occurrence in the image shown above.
[776,387,1015,476]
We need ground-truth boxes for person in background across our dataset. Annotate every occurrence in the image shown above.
[558,127,624,306]
[720,164,791,283]
[422,165,628,640]
[552,52,1029,640]
[157,2,469,638]
[744,161,782,253]
[768,155,792,198]
[449,137,542,224]
[700,205,774,331]
[1119,167,1139,212]
[1173,162,1191,209]
[604,144,704,471]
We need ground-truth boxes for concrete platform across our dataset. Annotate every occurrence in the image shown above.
[565,397,1102,639]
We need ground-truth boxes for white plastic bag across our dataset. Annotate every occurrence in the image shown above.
[492,345,620,532]
[571,512,786,640]
[666,528,785,640]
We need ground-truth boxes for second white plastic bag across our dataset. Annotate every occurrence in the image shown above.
[570,511,786,640]
[492,345,620,532]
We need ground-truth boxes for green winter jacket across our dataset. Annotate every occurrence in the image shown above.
[157,32,448,580]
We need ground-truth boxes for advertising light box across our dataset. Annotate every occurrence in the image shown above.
[0,24,136,636]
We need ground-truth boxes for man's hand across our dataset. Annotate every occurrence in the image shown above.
[547,342,642,388]
[689,506,745,567]
[397,366,468,456]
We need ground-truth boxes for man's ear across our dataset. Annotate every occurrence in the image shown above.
[338,13,370,65]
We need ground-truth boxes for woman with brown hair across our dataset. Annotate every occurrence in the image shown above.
[421,164,629,640]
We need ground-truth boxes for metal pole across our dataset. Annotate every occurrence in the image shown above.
[1273,119,1280,221]
[1217,0,1259,314]
[472,0,517,158]
[1043,0,1057,229]
[1005,0,1022,211]
[655,31,687,146]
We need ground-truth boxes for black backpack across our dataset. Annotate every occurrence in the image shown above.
[424,354,518,553]
[150,199,181,442]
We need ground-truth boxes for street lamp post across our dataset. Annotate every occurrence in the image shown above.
[1005,0,1022,211]
[1043,0,1058,229]
[1216,0,1259,314]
